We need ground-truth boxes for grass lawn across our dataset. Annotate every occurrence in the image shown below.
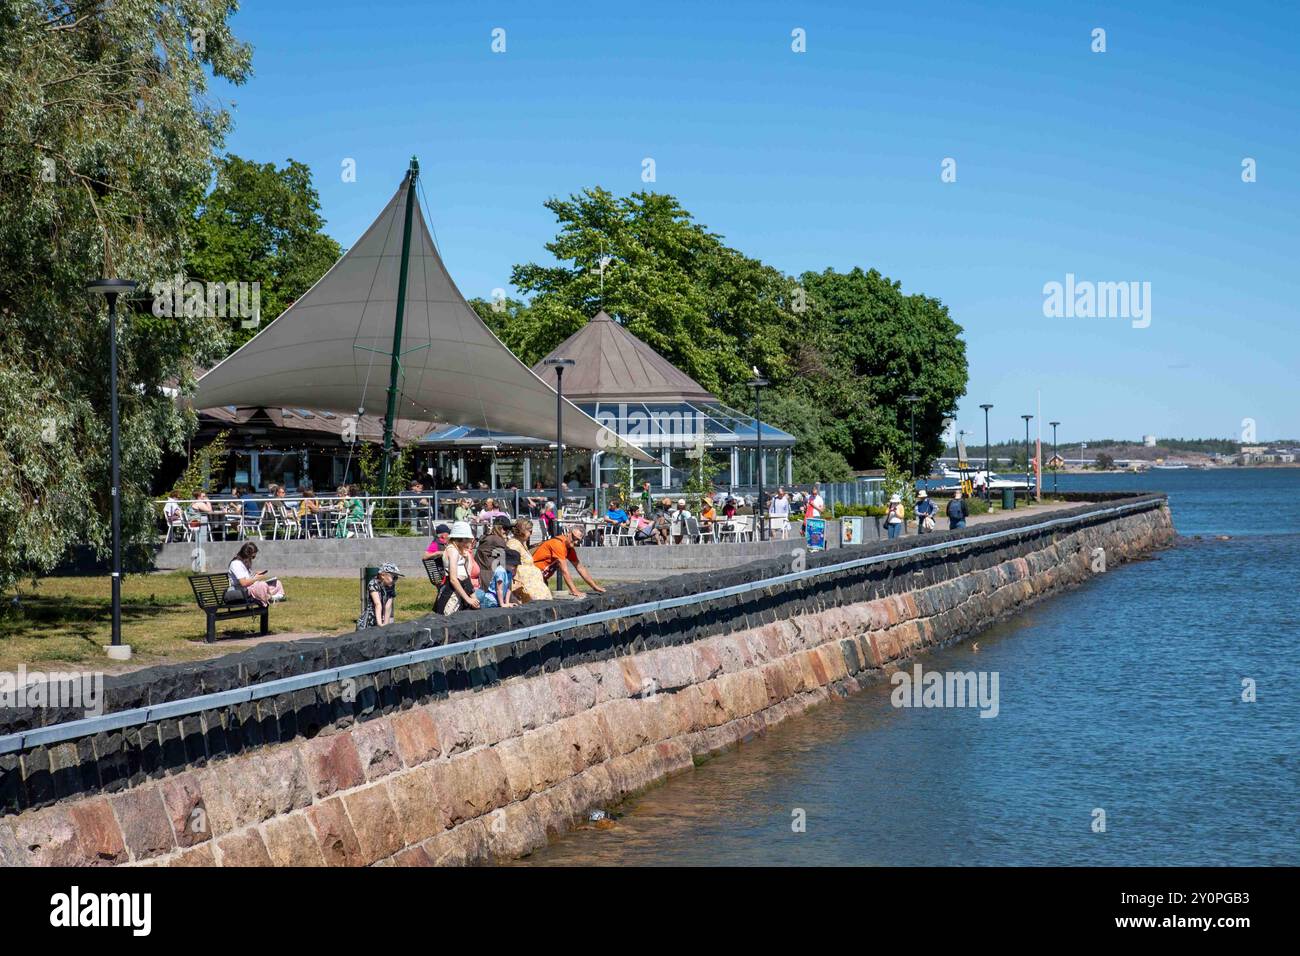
[0,573,441,672]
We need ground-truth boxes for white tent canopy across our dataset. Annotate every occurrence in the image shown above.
[194,167,651,462]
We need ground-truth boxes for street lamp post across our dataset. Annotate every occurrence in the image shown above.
[1049,421,1060,495]
[979,403,994,498]
[543,357,575,535]
[88,278,137,661]
[1021,414,1033,503]
[903,394,921,479]
[749,374,769,541]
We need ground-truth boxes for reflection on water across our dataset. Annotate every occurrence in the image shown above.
[516,472,1300,866]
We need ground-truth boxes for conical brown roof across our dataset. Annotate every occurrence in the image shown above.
[532,311,716,403]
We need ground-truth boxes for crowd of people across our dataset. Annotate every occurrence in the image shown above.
[214,481,890,629]
[422,514,605,613]
[166,483,375,540]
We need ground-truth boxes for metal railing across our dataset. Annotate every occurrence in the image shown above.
[4,496,1163,754]
[153,482,887,543]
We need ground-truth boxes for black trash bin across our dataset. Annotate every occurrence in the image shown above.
[360,565,379,612]
[1001,487,1016,510]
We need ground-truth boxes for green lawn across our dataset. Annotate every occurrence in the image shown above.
[0,573,440,671]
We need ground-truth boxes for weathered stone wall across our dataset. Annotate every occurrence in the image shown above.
[0,497,1173,866]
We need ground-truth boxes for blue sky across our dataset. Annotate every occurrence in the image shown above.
[213,0,1299,445]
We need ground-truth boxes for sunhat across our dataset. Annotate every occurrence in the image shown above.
[916,490,928,499]
[449,521,474,539]
[889,493,902,503]
[677,498,687,506]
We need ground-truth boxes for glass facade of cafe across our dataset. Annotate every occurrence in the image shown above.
[420,399,796,490]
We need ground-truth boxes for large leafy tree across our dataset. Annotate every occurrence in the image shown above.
[798,267,968,472]
[473,188,966,479]
[0,1,251,589]
[477,188,799,395]
[187,155,342,348]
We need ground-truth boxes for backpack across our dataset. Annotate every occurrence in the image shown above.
[947,499,964,520]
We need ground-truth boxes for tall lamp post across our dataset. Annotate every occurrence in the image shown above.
[88,278,137,661]
[1049,421,1060,495]
[1021,414,1033,502]
[749,374,769,541]
[543,357,574,535]
[903,394,921,479]
[979,403,994,497]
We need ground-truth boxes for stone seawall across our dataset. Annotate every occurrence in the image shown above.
[0,498,1173,866]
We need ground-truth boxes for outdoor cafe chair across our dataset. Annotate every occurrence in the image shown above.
[236,509,264,540]
[683,516,704,544]
[163,508,191,543]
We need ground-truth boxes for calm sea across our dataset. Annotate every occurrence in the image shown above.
[519,468,1300,866]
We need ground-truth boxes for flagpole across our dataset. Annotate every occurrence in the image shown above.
[1035,389,1042,501]
[380,157,419,497]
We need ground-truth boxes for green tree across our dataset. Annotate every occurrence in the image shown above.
[797,267,968,471]
[0,1,251,589]
[187,155,342,349]
[472,187,967,484]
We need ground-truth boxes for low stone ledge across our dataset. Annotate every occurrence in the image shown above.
[0,497,1172,819]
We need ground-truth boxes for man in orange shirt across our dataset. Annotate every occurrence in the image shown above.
[532,527,607,598]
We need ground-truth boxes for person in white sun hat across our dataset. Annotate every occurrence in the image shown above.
[435,521,481,614]
[915,488,937,534]
[357,562,404,629]
[886,493,906,540]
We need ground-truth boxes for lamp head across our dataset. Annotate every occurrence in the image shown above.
[86,278,137,297]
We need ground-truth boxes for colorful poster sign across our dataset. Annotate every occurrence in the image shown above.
[806,517,826,552]
[840,516,863,547]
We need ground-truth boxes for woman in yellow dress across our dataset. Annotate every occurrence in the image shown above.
[507,518,552,602]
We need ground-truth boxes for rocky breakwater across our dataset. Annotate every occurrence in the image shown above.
[0,497,1173,866]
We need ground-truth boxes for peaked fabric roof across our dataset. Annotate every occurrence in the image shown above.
[194,172,651,462]
[532,311,717,403]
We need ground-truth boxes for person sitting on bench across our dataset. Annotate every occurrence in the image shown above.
[227,542,285,605]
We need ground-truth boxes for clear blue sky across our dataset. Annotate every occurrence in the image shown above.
[213,0,1299,447]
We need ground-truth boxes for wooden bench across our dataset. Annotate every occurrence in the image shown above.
[188,573,269,644]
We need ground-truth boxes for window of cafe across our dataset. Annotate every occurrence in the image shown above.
[257,451,300,490]
[736,448,787,486]
[492,456,526,489]
[598,455,661,492]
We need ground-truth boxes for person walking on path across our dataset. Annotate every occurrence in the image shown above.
[947,489,969,530]
[915,489,937,534]
[885,493,906,540]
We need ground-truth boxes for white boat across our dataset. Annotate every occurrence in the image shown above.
[1152,463,1190,470]
[939,466,1030,490]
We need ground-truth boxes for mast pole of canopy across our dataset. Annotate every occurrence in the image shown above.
[380,156,419,496]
